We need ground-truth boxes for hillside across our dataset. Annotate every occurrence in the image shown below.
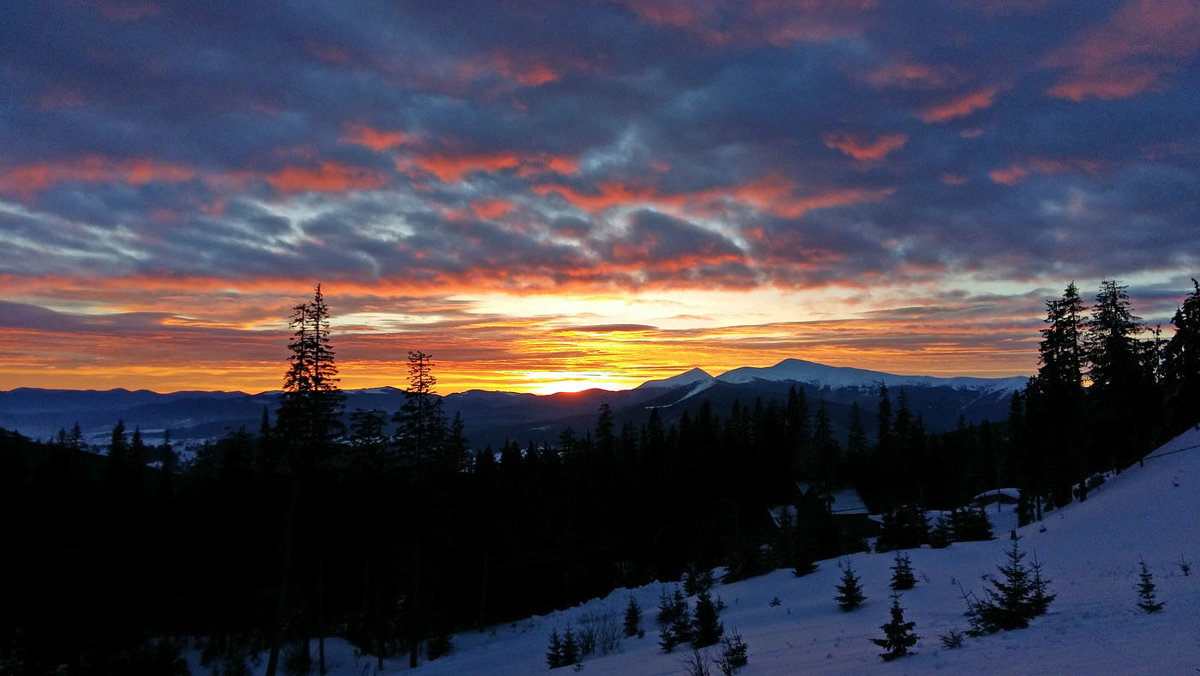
[243,426,1199,675]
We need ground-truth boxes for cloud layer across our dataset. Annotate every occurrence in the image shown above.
[1,0,1197,393]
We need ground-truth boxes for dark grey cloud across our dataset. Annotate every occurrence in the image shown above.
[0,0,1196,297]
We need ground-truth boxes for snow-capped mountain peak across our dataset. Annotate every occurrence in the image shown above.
[715,358,1028,393]
[635,367,715,390]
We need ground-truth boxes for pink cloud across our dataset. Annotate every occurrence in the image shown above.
[988,164,1029,185]
[0,157,196,198]
[341,124,413,151]
[614,0,876,48]
[414,152,578,183]
[918,86,999,122]
[988,156,1107,185]
[865,61,956,89]
[455,51,564,87]
[821,131,909,161]
[266,162,388,192]
[1044,0,1200,101]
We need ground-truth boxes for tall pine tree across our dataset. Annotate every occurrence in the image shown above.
[267,284,344,676]
[1086,280,1157,470]
[1163,279,1200,431]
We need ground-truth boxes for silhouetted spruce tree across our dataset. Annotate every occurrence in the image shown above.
[1163,279,1200,431]
[560,627,579,666]
[1086,279,1154,470]
[546,630,563,669]
[267,284,345,676]
[811,401,840,488]
[873,385,894,506]
[786,385,811,478]
[835,561,866,611]
[691,590,723,648]
[346,408,390,479]
[775,508,817,577]
[949,505,993,542]
[394,350,447,473]
[889,552,916,591]
[965,541,1054,634]
[872,594,918,661]
[844,401,869,479]
[929,514,952,548]
[1026,551,1055,617]
[714,629,749,675]
[657,587,689,652]
[624,596,642,638]
[276,284,345,456]
[107,420,129,475]
[1136,559,1164,612]
[1026,281,1089,514]
[876,504,928,552]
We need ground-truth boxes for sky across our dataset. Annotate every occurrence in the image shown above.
[1,0,1198,395]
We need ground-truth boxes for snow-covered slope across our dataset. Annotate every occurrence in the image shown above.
[185,427,1198,674]
[716,358,1028,393]
[396,427,1200,675]
[636,367,715,390]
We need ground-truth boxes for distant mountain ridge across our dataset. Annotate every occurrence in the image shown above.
[0,359,1029,448]
[715,358,1029,393]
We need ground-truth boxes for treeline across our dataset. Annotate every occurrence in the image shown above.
[2,279,1198,674]
[1012,279,1200,516]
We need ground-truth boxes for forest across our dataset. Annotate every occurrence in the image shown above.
[1,278,1198,675]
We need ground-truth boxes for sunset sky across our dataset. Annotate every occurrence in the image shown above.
[2,0,1198,395]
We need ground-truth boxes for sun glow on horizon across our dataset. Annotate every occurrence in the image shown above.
[518,371,638,395]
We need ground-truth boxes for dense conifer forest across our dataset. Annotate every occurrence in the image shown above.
[2,279,1198,673]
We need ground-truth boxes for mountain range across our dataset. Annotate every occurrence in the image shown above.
[0,358,1029,450]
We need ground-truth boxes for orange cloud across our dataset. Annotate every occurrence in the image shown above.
[533,181,656,212]
[456,52,563,87]
[1028,157,1104,175]
[820,131,908,161]
[918,86,998,122]
[341,124,412,151]
[415,154,520,182]
[729,179,895,219]
[540,156,580,176]
[988,164,1029,185]
[0,156,196,198]
[414,152,577,183]
[988,156,1105,185]
[266,162,388,192]
[615,0,875,48]
[1044,0,1200,101]
[536,174,893,219]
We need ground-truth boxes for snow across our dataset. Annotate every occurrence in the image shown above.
[972,488,1022,504]
[637,367,716,390]
[715,358,1029,394]
[187,427,1200,674]
[829,489,870,516]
